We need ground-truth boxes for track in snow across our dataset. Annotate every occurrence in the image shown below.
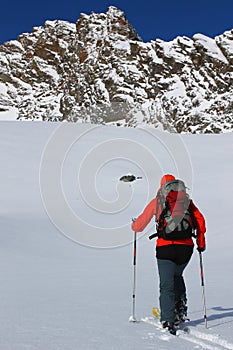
[140,317,233,350]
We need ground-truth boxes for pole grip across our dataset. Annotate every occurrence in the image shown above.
[199,252,205,286]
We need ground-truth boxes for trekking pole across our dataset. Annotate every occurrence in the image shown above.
[129,230,138,322]
[199,251,208,328]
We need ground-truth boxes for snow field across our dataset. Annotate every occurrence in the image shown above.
[0,121,232,349]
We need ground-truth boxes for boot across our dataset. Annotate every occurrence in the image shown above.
[162,321,177,335]
[174,299,188,325]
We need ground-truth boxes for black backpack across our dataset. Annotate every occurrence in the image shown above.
[149,180,196,240]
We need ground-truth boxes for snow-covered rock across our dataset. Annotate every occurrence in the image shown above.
[0,6,232,133]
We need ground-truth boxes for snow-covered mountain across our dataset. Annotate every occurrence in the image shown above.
[0,6,232,133]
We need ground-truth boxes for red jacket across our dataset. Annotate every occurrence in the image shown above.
[132,175,206,249]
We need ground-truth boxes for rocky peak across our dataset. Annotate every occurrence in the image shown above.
[0,7,232,133]
[76,6,140,43]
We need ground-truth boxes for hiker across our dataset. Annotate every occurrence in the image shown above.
[132,174,206,334]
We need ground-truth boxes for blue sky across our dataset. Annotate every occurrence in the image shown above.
[0,0,232,45]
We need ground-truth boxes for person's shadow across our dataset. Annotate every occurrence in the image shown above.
[189,306,233,328]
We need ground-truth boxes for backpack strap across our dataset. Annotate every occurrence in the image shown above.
[148,233,157,240]
[155,190,163,219]
[149,191,163,240]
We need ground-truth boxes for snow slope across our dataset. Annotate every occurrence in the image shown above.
[0,121,233,349]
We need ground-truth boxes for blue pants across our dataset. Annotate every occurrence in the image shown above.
[157,259,188,323]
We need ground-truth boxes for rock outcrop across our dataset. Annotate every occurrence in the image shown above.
[0,6,232,132]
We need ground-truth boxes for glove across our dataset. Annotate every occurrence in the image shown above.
[196,234,206,253]
[197,246,206,253]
